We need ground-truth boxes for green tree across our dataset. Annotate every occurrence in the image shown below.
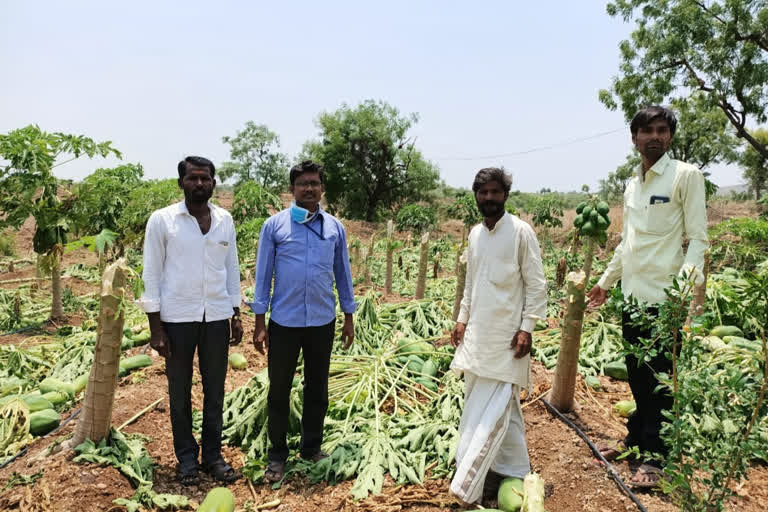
[116,179,182,247]
[220,122,289,190]
[71,163,144,236]
[395,204,437,236]
[446,192,482,241]
[740,128,768,199]
[303,100,440,221]
[600,154,640,202]
[0,125,120,319]
[600,0,768,159]
[230,181,282,224]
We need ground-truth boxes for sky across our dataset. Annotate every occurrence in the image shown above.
[0,1,743,192]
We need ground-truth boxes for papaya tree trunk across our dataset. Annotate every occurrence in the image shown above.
[415,232,429,299]
[7,260,13,273]
[34,253,42,291]
[67,260,129,448]
[50,250,64,320]
[385,221,394,295]
[548,270,588,412]
[452,251,467,321]
[432,252,440,279]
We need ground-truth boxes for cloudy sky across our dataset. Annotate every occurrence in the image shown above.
[0,1,743,191]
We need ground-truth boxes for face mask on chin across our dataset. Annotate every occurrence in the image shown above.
[290,201,314,224]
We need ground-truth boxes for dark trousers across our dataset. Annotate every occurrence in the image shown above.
[267,319,335,463]
[164,319,230,472]
[622,308,673,466]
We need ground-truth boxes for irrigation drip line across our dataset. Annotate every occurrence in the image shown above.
[0,322,46,337]
[0,407,82,470]
[541,398,648,512]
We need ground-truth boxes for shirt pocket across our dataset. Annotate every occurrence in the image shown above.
[646,203,676,235]
[487,260,521,287]
[206,239,229,269]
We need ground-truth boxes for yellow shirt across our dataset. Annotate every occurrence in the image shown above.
[451,213,548,388]
[597,152,709,304]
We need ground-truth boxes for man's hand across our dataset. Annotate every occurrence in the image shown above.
[149,325,171,359]
[511,330,532,359]
[341,314,355,350]
[587,284,608,309]
[230,314,243,346]
[451,322,466,348]
[252,315,269,355]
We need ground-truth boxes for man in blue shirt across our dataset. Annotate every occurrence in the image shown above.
[251,160,356,482]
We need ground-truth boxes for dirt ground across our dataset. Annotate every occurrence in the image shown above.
[1,199,766,512]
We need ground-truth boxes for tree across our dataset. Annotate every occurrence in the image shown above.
[230,181,282,224]
[220,122,289,190]
[71,164,144,236]
[741,128,768,199]
[600,0,768,159]
[600,153,640,201]
[395,204,437,237]
[446,192,482,242]
[116,179,182,247]
[303,100,440,221]
[0,125,120,320]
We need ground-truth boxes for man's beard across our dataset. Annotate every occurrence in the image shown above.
[185,188,212,203]
[477,200,505,217]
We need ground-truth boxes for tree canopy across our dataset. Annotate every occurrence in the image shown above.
[303,100,440,221]
[600,0,768,158]
[220,122,289,191]
[741,128,768,199]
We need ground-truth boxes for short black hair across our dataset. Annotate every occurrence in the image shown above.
[178,156,216,179]
[630,106,677,136]
[472,167,512,194]
[290,160,324,185]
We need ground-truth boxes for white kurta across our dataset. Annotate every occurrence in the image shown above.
[450,213,548,390]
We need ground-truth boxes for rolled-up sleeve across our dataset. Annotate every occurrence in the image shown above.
[226,217,241,308]
[678,168,708,284]
[519,227,547,333]
[139,212,164,313]
[333,222,356,314]
[251,219,275,315]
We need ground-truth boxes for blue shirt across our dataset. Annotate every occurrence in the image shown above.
[251,207,356,327]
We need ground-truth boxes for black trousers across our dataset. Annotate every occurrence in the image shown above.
[622,308,673,466]
[164,319,230,472]
[267,319,335,463]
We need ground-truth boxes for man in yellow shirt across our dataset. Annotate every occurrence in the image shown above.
[587,106,708,488]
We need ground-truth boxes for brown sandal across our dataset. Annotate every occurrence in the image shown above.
[630,463,664,489]
[264,460,286,483]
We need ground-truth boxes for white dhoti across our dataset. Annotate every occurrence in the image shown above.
[449,371,530,505]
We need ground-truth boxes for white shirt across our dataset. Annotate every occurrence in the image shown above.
[139,201,241,322]
[597,152,708,304]
[451,213,548,389]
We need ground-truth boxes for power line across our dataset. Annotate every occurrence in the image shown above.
[433,127,626,161]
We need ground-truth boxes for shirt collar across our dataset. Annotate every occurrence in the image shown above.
[483,212,508,233]
[175,201,220,225]
[637,152,672,178]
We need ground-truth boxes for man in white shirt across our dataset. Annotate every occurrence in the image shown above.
[587,106,708,488]
[140,156,243,486]
[449,167,547,506]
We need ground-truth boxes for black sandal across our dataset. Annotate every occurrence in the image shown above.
[177,467,200,487]
[202,460,240,483]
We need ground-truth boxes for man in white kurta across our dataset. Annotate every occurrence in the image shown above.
[449,168,548,505]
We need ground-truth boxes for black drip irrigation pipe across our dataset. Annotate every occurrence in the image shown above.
[540,398,648,512]
[0,322,46,337]
[0,407,82,470]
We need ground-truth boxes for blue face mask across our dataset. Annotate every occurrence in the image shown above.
[290,202,312,224]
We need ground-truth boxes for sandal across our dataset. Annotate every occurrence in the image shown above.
[177,466,200,487]
[630,463,664,489]
[202,459,240,483]
[301,451,329,463]
[594,441,626,464]
[264,460,286,483]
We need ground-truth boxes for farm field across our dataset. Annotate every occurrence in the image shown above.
[1,190,767,512]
